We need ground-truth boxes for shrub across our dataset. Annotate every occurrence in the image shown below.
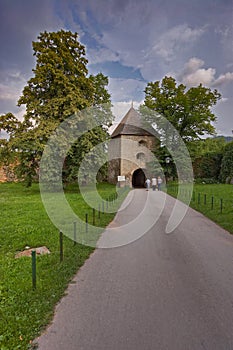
[194,177,219,184]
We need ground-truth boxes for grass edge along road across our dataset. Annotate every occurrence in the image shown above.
[167,183,233,234]
[0,182,129,350]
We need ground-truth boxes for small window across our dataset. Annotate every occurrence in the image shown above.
[136,152,145,161]
[139,140,147,147]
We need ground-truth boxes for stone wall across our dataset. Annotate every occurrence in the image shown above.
[108,137,121,184]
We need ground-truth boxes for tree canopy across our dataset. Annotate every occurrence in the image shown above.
[0,30,112,186]
[18,30,93,123]
[187,136,226,160]
[143,76,221,142]
[140,76,222,181]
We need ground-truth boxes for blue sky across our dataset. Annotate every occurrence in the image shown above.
[0,0,233,135]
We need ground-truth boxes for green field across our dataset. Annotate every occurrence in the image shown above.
[1,182,232,349]
[167,183,233,234]
[0,182,128,350]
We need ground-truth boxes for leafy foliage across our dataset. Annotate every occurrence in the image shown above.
[63,125,108,183]
[0,30,112,186]
[187,137,226,159]
[193,153,223,180]
[18,30,93,123]
[143,76,221,142]
[141,76,221,181]
[188,137,226,181]
[220,141,233,183]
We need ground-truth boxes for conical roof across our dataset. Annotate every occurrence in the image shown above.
[111,107,155,138]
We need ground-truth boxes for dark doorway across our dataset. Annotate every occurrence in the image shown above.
[132,168,146,188]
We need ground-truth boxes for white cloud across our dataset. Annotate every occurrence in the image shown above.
[108,78,146,103]
[87,47,119,64]
[0,82,23,102]
[126,24,205,81]
[0,84,18,101]
[215,25,233,58]
[181,57,204,74]
[0,70,26,104]
[69,2,207,82]
[14,107,26,121]
[213,96,233,136]
[214,72,233,87]
[178,57,233,88]
[183,68,216,86]
[152,24,205,62]
[0,69,28,116]
[219,97,228,103]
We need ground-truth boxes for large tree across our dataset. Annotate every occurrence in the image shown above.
[0,30,112,186]
[141,76,221,181]
[18,30,93,123]
[143,76,221,142]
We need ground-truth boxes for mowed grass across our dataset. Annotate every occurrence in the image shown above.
[167,183,233,234]
[0,182,129,350]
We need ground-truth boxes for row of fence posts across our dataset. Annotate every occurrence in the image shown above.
[31,192,119,289]
[192,191,225,213]
[169,186,229,214]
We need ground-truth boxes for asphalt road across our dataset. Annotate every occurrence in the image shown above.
[35,189,233,350]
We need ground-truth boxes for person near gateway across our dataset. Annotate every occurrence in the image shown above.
[145,178,151,191]
[157,176,162,191]
[151,177,157,191]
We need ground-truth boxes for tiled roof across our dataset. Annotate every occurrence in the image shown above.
[111,107,156,138]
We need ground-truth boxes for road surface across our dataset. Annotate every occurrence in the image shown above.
[35,189,233,350]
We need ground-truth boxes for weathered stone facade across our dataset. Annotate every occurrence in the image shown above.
[108,107,158,187]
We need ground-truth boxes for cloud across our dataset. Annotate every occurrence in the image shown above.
[152,24,205,62]
[219,97,228,103]
[72,1,167,80]
[1,0,232,136]
[0,1,64,70]
[214,72,233,87]
[0,84,19,101]
[90,23,205,82]
[87,47,119,64]
[215,25,233,59]
[0,0,65,114]
[178,57,233,88]
[108,78,146,102]
[0,69,27,116]
[14,107,26,121]
[213,96,233,136]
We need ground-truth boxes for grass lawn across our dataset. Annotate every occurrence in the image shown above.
[167,183,233,234]
[0,182,129,350]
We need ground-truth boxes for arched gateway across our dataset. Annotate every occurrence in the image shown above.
[108,106,158,187]
[132,168,146,188]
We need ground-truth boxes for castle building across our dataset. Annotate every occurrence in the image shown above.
[108,106,157,187]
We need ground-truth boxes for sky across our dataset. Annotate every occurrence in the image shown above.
[0,0,233,136]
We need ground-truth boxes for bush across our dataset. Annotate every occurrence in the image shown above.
[194,177,219,184]
[193,153,222,180]
[219,141,233,183]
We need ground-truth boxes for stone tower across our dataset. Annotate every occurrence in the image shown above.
[108,106,157,187]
